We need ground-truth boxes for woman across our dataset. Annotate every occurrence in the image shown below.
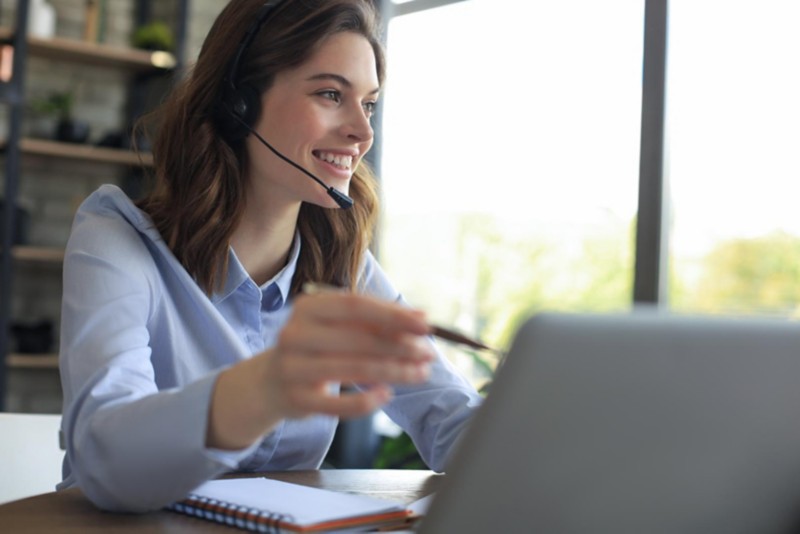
[58,0,480,513]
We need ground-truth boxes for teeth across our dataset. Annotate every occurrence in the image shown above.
[317,151,353,170]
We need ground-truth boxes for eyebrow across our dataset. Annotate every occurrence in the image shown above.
[306,73,381,95]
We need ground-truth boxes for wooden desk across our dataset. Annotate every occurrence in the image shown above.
[0,470,443,533]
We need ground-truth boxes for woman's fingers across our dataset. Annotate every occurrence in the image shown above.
[279,319,435,361]
[294,292,430,336]
[276,347,431,385]
[266,292,436,420]
[279,292,435,362]
[269,359,399,420]
[292,386,394,419]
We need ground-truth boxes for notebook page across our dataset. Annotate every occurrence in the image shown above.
[187,477,406,526]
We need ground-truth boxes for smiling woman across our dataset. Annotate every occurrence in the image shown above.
[56,0,481,514]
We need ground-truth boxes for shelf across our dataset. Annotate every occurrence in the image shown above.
[11,246,64,263]
[7,353,59,369]
[0,28,175,71]
[0,138,153,166]
[0,0,189,412]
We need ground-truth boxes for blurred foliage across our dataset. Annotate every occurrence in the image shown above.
[375,211,635,469]
[679,232,800,316]
[375,214,800,468]
[457,213,635,349]
[28,92,74,119]
[131,21,175,52]
[373,432,426,470]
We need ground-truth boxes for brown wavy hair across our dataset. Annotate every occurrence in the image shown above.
[136,0,385,295]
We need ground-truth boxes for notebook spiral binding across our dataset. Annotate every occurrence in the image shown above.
[168,494,295,533]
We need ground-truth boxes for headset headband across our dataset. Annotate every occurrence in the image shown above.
[225,0,285,92]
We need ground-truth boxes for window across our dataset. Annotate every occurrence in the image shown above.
[380,0,645,383]
[666,0,800,316]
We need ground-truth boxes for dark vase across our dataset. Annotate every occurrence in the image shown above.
[11,320,54,354]
[56,119,90,144]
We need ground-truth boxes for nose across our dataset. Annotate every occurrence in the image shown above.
[340,103,374,144]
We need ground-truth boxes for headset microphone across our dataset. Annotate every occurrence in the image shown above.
[229,112,355,210]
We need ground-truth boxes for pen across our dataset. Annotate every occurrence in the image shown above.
[302,282,503,356]
[427,323,501,354]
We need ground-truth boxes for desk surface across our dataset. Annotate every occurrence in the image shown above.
[0,470,443,533]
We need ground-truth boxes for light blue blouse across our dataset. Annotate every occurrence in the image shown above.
[58,185,481,512]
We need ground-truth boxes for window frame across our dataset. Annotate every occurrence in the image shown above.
[377,0,670,305]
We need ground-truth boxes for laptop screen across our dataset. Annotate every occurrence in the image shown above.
[420,312,800,534]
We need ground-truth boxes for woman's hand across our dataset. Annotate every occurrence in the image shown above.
[265,291,434,418]
[206,291,434,450]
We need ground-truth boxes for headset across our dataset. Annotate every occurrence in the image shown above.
[215,0,355,209]
[216,0,284,143]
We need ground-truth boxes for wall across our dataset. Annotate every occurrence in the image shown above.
[1,0,223,412]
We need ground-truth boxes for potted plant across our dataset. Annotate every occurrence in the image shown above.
[28,91,90,143]
[131,21,175,52]
[27,92,64,139]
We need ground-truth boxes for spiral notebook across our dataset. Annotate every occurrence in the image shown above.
[167,477,418,532]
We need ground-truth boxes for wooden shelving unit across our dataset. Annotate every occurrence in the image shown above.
[0,27,175,71]
[6,245,63,371]
[9,246,62,371]
[0,0,188,410]
[7,354,59,369]
[11,246,64,263]
[0,138,153,167]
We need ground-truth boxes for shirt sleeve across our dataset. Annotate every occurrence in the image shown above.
[58,199,257,513]
[358,252,483,472]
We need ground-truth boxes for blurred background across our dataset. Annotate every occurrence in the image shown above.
[3,0,800,468]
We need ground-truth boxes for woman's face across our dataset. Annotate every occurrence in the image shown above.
[246,31,380,209]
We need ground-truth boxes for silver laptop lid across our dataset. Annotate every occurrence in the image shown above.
[420,312,800,534]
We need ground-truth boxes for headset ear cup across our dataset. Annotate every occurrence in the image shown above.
[217,83,261,144]
[238,83,262,130]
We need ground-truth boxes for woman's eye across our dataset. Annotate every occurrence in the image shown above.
[363,101,377,116]
[318,90,341,103]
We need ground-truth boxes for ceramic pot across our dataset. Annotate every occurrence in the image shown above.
[56,119,90,144]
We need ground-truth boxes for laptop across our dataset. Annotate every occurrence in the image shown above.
[419,311,800,534]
